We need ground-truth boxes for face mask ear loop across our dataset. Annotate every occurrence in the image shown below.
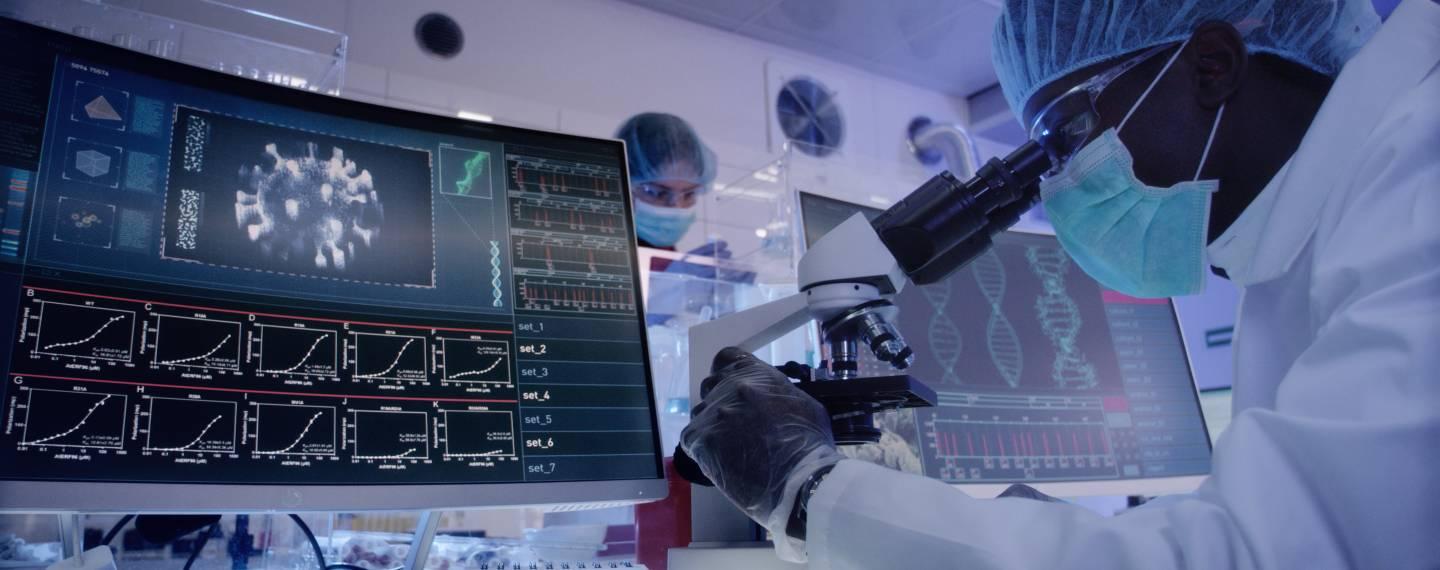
[1118,40,1190,134]
[1193,104,1225,181]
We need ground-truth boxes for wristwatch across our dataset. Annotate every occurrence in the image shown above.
[785,464,836,540]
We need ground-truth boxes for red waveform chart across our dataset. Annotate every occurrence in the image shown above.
[512,235,631,276]
[517,277,635,315]
[509,199,625,235]
[924,411,1119,482]
[509,160,618,200]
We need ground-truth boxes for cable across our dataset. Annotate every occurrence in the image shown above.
[289,514,328,570]
[101,514,135,547]
[290,514,404,570]
[183,522,220,570]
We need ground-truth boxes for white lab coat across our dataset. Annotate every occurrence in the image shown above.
[801,1,1440,568]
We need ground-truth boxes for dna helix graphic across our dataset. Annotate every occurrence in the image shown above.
[1025,247,1098,389]
[490,240,504,307]
[971,249,1023,388]
[919,280,963,385]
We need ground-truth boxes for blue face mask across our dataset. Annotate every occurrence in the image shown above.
[1039,43,1224,298]
[633,200,697,247]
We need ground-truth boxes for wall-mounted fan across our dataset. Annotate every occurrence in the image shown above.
[776,76,844,157]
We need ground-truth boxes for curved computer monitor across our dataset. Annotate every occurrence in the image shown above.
[798,191,1211,498]
[0,18,664,512]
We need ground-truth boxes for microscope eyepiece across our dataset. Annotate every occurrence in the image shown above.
[870,140,1051,285]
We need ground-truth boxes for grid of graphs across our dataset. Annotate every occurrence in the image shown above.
[8,286,520,467]
[15,289,515,387]
[12,383,519,464]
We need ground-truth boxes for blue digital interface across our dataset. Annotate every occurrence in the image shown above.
[0,19,660,487]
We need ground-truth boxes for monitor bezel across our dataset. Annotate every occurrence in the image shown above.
[0,17,667,512]
[795,190,1211,497]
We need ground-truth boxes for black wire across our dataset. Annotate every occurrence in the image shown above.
[291,513,406,570]
[289,514,328,570]
[182,522,220,570]
[100,514,135,547]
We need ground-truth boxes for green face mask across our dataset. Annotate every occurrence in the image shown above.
[1040,128,1217,298]
[633,200,696,247]
[1038,42,1224,298]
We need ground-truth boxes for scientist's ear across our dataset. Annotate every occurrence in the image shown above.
[1186,21,1248,109]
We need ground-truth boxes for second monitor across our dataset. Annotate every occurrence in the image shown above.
[798,191,1212,497]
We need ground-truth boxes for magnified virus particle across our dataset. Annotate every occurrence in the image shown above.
[455,151,489,196]
[234,142,383,271]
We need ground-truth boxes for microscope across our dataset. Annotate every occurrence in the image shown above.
[674,136,1057,484]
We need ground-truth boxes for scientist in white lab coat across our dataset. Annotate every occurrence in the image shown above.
[679,0,1440,567]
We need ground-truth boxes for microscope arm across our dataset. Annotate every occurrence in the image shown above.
[686,293,812,405]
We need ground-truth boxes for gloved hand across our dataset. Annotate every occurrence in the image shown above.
[679,347,842,560]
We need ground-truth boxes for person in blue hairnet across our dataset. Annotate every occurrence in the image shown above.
[618,112,753,319]
[679,0,1439,567]
[615,112,717,250]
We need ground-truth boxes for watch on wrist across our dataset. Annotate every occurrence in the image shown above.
[785,464,836,541]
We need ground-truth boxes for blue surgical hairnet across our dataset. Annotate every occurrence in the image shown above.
[992,0,1381,120]
[616,112,717,188]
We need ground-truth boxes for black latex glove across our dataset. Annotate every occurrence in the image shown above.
[678,347,842,557]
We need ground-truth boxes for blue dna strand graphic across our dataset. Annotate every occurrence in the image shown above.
[919,280,963,385]
[490,240,504,307]
[1026,247,1098,389]
[972,249,1023,388]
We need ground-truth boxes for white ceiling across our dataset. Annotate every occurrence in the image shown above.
[616,0,1003,98]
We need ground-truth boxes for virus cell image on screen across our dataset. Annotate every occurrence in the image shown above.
[234,142,384,271]
[163,107,435,287]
